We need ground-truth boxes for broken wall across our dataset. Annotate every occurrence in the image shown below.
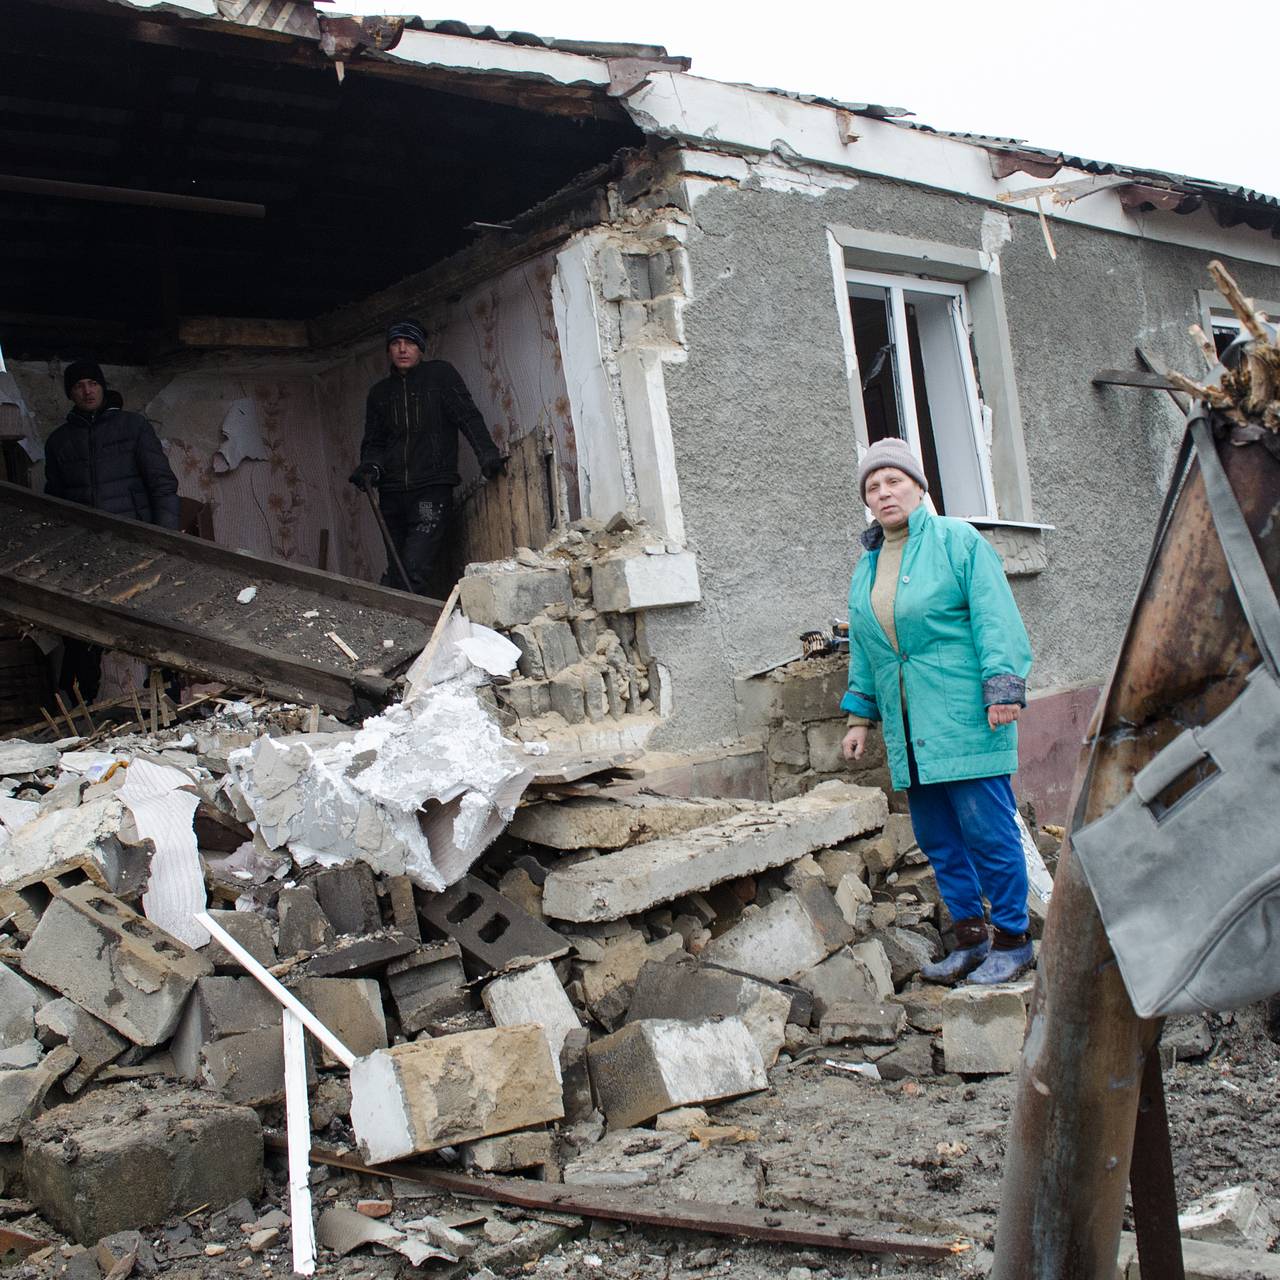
[626,165,1280,810]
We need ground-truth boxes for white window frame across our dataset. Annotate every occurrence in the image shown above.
[845,268,997,518]
[1197,288,1280,355]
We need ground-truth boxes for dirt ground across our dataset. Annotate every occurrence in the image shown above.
[14,1005,1273,1280]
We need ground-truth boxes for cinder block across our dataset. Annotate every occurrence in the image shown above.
[591,552,700,613]
[625,954,791,1066]
[587,1017,766,1130]
[170,976,282,1081]
[34,998,126,1095]
[23,1084,263,1244]
[199,910,277,973]
[460,566,573,629]
[0,1044,76,1141]
[200,1029,303,1107]
[20,884,212,1046]
[702,877,853,983]
[543,783,888,923]
[350,1026,564,1163]
[292,977,387,1066]
[384,876,421,942]
[276,886,335,956]
[312,864,381,937]
[385,941,469,1036]
[819,1000,905,1045]
[481,961,581,1081]
[416,876,568,976]
[795,946,888,1021]
[942,986,1027,1074]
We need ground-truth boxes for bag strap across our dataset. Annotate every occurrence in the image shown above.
[1189,412,1280,679]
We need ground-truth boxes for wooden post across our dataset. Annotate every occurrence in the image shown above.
[991,427,1280,1277]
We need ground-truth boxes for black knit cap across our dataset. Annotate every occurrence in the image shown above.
[64,359,107,398]
[386,319,427,352]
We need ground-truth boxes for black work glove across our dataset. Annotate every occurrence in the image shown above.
[481,454,507,481]
[349,462,381,491]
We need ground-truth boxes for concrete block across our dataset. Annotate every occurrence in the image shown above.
[579,932,684,1030]
[563,1128,692,1188]
[775,659,849,724]
[510,793,738,852]
[849,833,899,878]
[33,998,127,1095]
[350,1026,564,1163]
[558,1027,594,1123]
[20,884,213,1046]
[276,885,335,956]
[0,1040,43,1068]
[0,740,59,774]
[877,1035,936,1080]
[531,619,579,676]
[200,1028,298,1106]
[834,872,873,926]
[461,1129,557,1178]
[1118,1230,1280,1279]
[702,877,853,983]
[313,863,381,937]
[543,783,888,923]
[894,865,941,905]
[1178,1184,1276,1248]
[794,945,888,1020]
[768,723,809,768]
[806,720,850,773]
[416,876,568,976]
[0,1044,76,1141]
[0,962,50,1049]
[884,813,919,859]
[497,678,552,720]
[199,909,277,973]
[625,954,791,1066]
[890,984,948,1034]
[386,941,469,1036]
[867,927,937,987]
[548,669,586,723]
[23,1084,263,1244]
[942,986,1027,1074]
[482,961,581,1080]
[460,566,573,629]
[293,977,387,1065]
[582,668,609,722]
[509,625,546,679]
[587,1016,766,1130]
[848,940,895,1000]
[819,1000,905,1045]
[385,875,422,941]
[170,976,282,1081]
[816,844,868,890]
[591,552,700,613]
[305,932,418,978]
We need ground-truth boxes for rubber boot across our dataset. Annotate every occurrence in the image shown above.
[965,939,1035,985]
[920,938,992,985]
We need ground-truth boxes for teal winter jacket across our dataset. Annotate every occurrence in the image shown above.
[842,504,1033,790]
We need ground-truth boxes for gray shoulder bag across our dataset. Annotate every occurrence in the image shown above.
[1072,410,1280,1018]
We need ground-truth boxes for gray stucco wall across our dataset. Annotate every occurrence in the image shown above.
[645,172,1280,750]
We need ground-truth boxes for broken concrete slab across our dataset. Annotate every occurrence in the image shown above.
[1178,1184,1276,1249]
[460,564,574,629]
[587,1016,766,1130]
[702,877,853,983]
[834,871,873,925]
[21,884,213,1046]
[889,984,948,1034]
[543,782,887,923]
[33,998,127,1095]
[819,1001,906,1045]
[1117,1230,1280,1279]
[481,961,581,1081]
[416,875,569,975]
[794,945,890,1021]
[350,1026,564,1163]
[0,963,50,1049]
[867,927,937,988]
[563,1128,693,1188]
[509,793,740,852]
[941,986,1027,1074]
[23,1084,262,1244]
[0,740,59,775]
[461,1129,558,1178]
[0,1043,76,1141]
[625,955,792,1066]
[876,1035,936,1081]
[386,940,469,1036]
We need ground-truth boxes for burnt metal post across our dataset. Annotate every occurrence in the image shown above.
[991,426,1280,1278]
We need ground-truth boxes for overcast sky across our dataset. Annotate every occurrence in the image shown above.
[399,1,1280,197]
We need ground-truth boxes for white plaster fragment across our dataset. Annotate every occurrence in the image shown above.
[237,586,258,605]
[213,398,269,474]
[981,209,1014,258]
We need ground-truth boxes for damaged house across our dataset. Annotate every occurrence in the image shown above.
[0,2,1279,1273]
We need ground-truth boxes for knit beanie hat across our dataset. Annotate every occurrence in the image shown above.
[386,319,427,352]
[64,359,107,398]
[858,437,928,500]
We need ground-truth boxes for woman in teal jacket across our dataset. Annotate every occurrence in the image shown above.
[841,438,1035,985]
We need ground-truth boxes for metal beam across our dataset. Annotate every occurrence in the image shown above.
[0,173,266,218]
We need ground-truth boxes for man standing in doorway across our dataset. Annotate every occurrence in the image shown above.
[349,319,504,595]
[44,359,181,701]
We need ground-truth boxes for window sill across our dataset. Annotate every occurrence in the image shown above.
[963,518,1053,577]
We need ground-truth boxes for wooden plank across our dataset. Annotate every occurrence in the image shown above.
[1091,369,1179,391]
[178,316,309,349]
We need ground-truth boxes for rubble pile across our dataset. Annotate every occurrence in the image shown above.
[0,619,1063,1272]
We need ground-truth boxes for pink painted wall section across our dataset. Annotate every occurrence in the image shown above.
[1013,684,1102,826]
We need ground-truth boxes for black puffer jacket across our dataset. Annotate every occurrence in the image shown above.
[360,361,499,492]
[44,406,181,529]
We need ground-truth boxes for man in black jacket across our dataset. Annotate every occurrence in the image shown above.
[44,359,181,700]
[350,320,503,595]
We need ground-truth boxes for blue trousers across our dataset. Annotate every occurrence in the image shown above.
[907,773,1029,937]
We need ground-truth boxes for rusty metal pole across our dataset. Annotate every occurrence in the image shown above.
[991,430,1280,1278]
